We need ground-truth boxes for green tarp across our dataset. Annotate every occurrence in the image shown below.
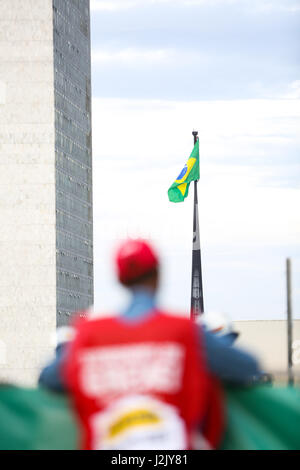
[221,385,300,450]
[0,384,299,450]
[0,385,78,450]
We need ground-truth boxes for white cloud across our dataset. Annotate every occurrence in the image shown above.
[92,48,170,65]
[91,46,216,68]
[283,81,300,99]
[92,96,300,246]
[90,0,242,13]
[90,0,300,12]
[91,96,300,316]
[90,0,182,12]
[90,0,300,318]
[92,96,300,162]
[254,1,300,13]
[90,0,138,11]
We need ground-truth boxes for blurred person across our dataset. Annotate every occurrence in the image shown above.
[200,310,240,344]
[199,310,272,386]
[38,327,75,393]
[61,239,212,450]
[39,239,263,449]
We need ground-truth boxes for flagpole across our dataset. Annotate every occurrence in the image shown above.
[191,130,204,320]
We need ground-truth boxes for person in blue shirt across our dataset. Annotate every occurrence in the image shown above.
[39,240,263,394]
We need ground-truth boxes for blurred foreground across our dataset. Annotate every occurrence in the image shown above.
[0,383,299,450]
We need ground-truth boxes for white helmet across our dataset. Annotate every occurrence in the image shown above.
[198,311,239,343]
[56,326,75,346]
[50,326,75,348]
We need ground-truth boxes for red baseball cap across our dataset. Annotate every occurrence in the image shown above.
[115,239,159,284]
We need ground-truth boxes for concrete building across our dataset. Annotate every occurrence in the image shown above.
[234,319,300,384]
[0,0,93,385]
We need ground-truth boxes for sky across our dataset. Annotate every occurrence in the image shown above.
[90,0,300,320]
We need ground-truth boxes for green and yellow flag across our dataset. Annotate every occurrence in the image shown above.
[168,140,199,203]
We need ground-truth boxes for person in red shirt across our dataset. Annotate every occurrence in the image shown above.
[62,239,219,450]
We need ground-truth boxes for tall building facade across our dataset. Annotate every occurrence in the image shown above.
[53,0,93,325]
[0,0,93,385]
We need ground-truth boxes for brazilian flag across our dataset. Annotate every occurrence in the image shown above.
[168,140,199,203]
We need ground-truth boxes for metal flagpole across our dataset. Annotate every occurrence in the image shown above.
[191,130,204,321]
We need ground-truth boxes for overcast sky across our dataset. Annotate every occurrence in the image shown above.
[90,0,300,320]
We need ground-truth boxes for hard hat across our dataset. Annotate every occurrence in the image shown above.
[198,311,239,344]
[56,326,75,346]
[49,326,75,349]
[115,239,159,284]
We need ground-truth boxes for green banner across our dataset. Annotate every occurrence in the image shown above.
[220,384,300,450]
[0,385,78,450]
[0,384,299,450]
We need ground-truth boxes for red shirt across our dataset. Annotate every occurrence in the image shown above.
[63,311,209,450]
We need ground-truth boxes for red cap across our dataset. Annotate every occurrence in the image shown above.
[115,239,159,284]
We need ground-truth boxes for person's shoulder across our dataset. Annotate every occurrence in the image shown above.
[157,310,196,329]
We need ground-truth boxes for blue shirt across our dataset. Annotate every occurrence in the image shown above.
[119,288,262,384]
[38,288,262,392]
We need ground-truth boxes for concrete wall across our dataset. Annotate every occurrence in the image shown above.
[0,0,56,386]
[234,319,300,379]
